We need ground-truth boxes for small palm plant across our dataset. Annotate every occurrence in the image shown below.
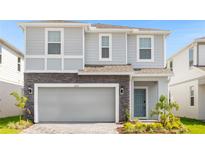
[151,95,179,127]
[10,91,28,121]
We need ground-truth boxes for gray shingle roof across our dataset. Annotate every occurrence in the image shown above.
[80,65,172,76]
[91,23,169,31]
[80,65,133,73]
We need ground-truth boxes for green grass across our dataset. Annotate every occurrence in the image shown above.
[0,116,21,134]
[181,117,205,134]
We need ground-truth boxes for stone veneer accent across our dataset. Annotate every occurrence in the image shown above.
[24,73,130,122]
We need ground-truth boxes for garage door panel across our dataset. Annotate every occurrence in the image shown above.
[38,87,115,122]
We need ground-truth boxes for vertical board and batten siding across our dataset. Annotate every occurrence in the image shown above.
[25,27,83,71]
[85,33,127,65]
[198,44,205,66]
[127,34,164,68]
[0,45,24,85]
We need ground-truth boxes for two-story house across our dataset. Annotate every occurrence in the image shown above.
[0,38,24,117]
[19,21,171,123]
[168,37,205,120]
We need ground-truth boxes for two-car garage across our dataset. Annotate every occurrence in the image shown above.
[34,84,119,123]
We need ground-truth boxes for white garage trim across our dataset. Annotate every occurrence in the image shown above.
[34,83,119,123]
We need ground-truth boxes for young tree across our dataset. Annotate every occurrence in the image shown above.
[10,91,28,121]
[151,95,179,126]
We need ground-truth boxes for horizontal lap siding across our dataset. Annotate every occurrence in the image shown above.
[26,28,45,55]
[64,28,83,56]
[85,33,126,65]
[25,27,84,71]
[127,34,164,68]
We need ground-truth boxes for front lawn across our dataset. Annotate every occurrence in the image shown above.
[0,116,21,134]
[180,117,205,134]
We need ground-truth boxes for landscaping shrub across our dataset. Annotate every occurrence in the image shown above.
[7,120,32,130]
[120,95,188,134]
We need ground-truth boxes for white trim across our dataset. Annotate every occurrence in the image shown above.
[132,73,172,77]
[45,28,64,56]
[86,28,170,35]
[129,75,132,120]
[133,86,149,119]
[136,35,154,62]
[25,70,78,73]
[18,23,90,30]
[34,83,119,123]
[125,32,128,64]
[99,33,112,61]
[163,35,166,68]
[25,55,83,59]
[82,27,85,69]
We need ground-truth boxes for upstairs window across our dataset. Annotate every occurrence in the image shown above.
[46,29,63,55]
[17,57,21,72]
[99,34,112,61]
[189,48,194,67]
[137,35,154,62]
[170,61,173,71]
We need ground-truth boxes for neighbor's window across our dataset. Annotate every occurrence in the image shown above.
[100,34,112,60]
[170,61,173,71]
[138,36,154,61]
[0,49,2,64]
[190,86,195,106]
[189,48,194,67]
[47,30,62,54]
[17,57,21,72]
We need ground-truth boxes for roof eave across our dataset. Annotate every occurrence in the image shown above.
[18,22,91,31]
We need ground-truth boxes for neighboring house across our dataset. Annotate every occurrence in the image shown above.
[0,38,24,117]
[19,21,171,123]
[168,37,205,120]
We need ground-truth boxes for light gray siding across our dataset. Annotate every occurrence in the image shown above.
[64,58,83,70]
[26,58,44,70]
[85,33,126,65]
[64,28,83,55]
[26,27,45,55]
[128,34,164,68]
[25,27,84,71]
[47,58,62,70]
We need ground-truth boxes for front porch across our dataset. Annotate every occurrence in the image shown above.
[130,76,169,120]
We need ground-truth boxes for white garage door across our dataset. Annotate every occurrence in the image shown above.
[35,84,118,123]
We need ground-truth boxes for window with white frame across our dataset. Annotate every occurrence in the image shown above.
[137,36,154,62]
[190,86,195,106]
[99,34,112,60]
[17,57,21,72]
[189,48,194,67]
[47,30,62,54]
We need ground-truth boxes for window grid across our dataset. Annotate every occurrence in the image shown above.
[47,31,61,55]
[190,86,195,106]
[189,48,194,67]
[17,57,21,72]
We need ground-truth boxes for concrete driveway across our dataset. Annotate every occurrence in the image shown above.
[22,123,120,134]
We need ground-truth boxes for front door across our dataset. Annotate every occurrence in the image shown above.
[134,88,147,118]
